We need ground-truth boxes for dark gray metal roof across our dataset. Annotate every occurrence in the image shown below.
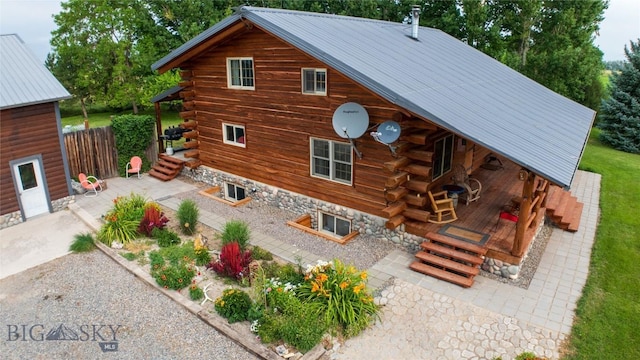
[0,34,71,110]
[151,85,184,103]
[152,7,596,189]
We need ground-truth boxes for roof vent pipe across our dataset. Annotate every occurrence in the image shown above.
[411,5,420,39]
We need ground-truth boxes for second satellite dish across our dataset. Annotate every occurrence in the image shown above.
[332,102,369,139]
[375,120,401,144]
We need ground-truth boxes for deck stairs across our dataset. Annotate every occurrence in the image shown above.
[545,186,584,232]
[149,154,184,181]
[410,232,487,288]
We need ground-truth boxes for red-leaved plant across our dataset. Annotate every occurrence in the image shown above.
[138,205,169,236]
[207,242,252,280]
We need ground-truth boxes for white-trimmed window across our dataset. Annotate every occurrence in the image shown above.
[301,68,326,95]
[223,123,246,147]
[310,138,352,184]
[319,212,351,237]
[227,57,254,89]
[432,134,454,180]
[225,183,246,202]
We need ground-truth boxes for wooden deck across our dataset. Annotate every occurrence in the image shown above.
[415,160,535,264]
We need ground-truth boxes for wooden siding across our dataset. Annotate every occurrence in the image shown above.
[0,103,69,215]
[181,27,408,217]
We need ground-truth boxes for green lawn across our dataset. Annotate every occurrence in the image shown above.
[565,128,640,359]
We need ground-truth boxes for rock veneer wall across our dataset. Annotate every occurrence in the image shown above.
[185,166,425,251]
[0,195,75,230]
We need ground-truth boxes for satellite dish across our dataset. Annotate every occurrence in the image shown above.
[371,120,402,157]
[332,102,369,159]
[375,120,401,144]
[332,102,369,139]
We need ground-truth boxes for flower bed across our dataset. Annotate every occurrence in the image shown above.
[95,193,380,358]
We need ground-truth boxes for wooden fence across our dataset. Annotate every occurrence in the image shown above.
[64,126,158,179]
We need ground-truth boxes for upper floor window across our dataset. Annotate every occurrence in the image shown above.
[302,68,326,95]
[227,58,254,89]
[223,123,246,147]
[310,138,352,184]
[432,135,454,180]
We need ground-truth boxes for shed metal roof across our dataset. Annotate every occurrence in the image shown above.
[152,7,596,189]
[0,34,71,110]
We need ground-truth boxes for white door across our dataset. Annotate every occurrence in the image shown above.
[13,159,49,218]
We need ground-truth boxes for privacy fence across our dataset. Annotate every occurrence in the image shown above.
[64,126,157,179]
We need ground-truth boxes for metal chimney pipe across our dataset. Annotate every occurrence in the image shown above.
[411,5,420,39]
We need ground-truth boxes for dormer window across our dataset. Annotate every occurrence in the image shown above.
[301,68,326,95]
[227,58,254,89]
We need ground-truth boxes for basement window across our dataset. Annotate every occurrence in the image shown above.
[225,183,246,202]
[320,212,351,237]
[301,68,327,95]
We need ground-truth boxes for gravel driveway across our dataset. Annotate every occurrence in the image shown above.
[0,250,258,360]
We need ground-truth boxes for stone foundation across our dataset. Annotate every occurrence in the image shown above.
[184,166,426,251]
[0,195,76,230]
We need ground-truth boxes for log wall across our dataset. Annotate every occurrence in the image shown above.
[0,103,69,215]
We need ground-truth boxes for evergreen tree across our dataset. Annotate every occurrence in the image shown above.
[598,39,640,154]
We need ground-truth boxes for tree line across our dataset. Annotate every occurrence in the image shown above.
[47,0,609,118]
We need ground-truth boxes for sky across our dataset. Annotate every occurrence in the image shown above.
[0,0,639,64]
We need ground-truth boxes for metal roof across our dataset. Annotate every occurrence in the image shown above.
[152,7,596,189]
[0,34,71,110]
[151,85,184,103]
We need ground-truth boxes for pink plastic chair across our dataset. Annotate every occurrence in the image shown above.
[78,173,102,197]
[126,156,142,179]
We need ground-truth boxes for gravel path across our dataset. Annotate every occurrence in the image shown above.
[173,186,403,271]
[0,250,258,360]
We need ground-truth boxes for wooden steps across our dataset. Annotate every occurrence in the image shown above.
[149,154,184,181]
[545,186,584,232]
[409,232,487,288]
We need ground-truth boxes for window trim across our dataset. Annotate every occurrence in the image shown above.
[301,68,327,95]
[318,211,352,238]
[222,123,246,147]
[432,134,454,180]
[310,138,353,185]
[226,57,255,90]
[224,182,247,203]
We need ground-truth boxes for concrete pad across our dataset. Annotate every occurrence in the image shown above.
[0,209,91,280]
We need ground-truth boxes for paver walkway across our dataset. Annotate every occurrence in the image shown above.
[68,169,600,359]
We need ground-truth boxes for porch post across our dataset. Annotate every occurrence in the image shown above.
[154,102,165,153]
[512,170,535,256]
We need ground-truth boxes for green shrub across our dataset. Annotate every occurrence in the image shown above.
[111,114,155,177]
[515,352,538,360]
[214,288,252,323]
[177,199,199,235]
[221,220,251,250]
[122,252,137,261]
[69,232,96,252]
[251,245,273,260]
[152,228,181,248]
[194,247,211,266]
[98,193,147,246]
[189,284,204,301]
[297,259,380,338]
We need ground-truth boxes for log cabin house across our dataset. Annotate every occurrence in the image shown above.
[0,34,73,228]
[151,7,595,286]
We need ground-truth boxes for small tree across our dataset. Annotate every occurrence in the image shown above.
[598,39,640,154]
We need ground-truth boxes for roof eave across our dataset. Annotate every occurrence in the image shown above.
[0,95,72,111]
[151,15,243,73]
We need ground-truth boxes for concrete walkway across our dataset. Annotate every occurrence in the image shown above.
[1,170,600,359]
